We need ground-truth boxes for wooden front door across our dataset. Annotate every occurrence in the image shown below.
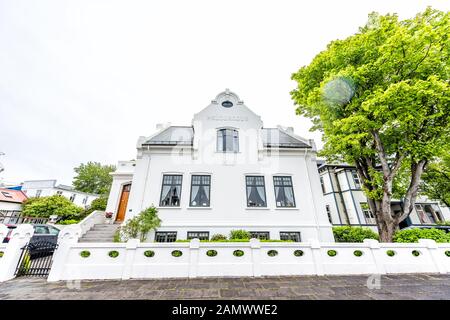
[116,184,131,222]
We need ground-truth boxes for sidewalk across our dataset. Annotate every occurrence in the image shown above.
[1,274,450,300]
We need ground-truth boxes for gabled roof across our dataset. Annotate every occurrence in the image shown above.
[142,126,194,146]
[142,126,311,148]
[261,128,311,148]
[0,188,28,204]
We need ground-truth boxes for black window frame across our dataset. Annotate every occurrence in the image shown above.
[273,176,296,208]
[249,231,270,240]
[155,231,177,242]
[189,175,211,207]
[280,231,301,242]
[217,128,239,152]
[351,170,361,189]
[320,176,326,194]
[159,174,183,207]
[187,231,210,240]
[245,175,267,207]
[325,205,333,224]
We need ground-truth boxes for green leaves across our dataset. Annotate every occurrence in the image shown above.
[22,195,84,219]
[119,206,161,242]
[72,162,116,195]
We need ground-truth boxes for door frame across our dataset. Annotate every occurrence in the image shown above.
[115,182,132,222]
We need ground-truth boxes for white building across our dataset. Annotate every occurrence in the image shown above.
[318,163,450,231]
[21,180,99,208]
[106,89,334,242]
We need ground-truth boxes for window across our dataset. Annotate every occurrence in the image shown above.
[280,232,301,242]
[325,205,333,224]
[245,176,267,207]
[48,226,60,236]
[155,232,177,242]
[70,194,76,202]
[273,176,296,207]
[320,177,326,194]
[217,128,239,152]
[36,190,42,198]
[159,175,183,207]
[82,196,88,205]
[250,232,270,240]
[361,202,376,224]
[352,171,361,189]
[56,191,63,196]
[190,175,211,207]
[34,226,48,235]
[187,231,209,240]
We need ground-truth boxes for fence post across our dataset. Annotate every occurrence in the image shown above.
[250,238,261,277]
[363,239,386,275]
[188,238,200,278]
[418,239,446,274]
[308,239,324,276]
[121,239,140,280]
[0,224,34,282]
[47,225,82,282]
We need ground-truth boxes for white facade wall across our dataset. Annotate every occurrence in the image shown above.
[106,161,135,215]
[108,90,334,242]
[0,201,22,212]
[22,181,99,208]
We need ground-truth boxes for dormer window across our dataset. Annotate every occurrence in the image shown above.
[217,129,239,152]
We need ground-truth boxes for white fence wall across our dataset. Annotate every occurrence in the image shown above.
[45,226,450,282]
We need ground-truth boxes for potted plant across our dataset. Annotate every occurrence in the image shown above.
[105,212,113,224]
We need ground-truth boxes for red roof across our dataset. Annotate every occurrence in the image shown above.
[0,188,28,204]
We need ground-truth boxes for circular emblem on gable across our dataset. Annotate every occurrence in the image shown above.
[221,100,233,108]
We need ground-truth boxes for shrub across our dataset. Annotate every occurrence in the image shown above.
[206,250,218,257]
[80,250,91,258]
[90,195,108,211]
[210,234,227,241]
[393,228,450,243]
[56,219,79,225]
[233,250,244,257]
[108,250,119,258]
[445,251,450,257]
[333,226,379,243]
[436,221,450,226]
[229,230,250,240]
[113,228,122,243]
[120,206,161,242]
[171,250,183,257]
[267,250,278,257]
[412,250,421,257]
[353,250,363,257]
[294,250,304,257]
[23,195,84,219]
[144,250,155,257]
[386,250,396,257]
[0,251,4,258]
[327,250,337,257]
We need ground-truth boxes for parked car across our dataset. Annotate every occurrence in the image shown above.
[2,224,61,244]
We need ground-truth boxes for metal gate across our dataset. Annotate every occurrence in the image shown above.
[15,241,58,277]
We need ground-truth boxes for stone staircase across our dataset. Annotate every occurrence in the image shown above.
[79,223,120,243]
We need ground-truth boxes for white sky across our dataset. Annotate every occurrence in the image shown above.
[1,0,449,185]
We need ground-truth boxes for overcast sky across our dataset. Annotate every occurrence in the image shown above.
[1,0,449,186]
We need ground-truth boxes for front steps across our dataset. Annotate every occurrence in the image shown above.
[79,223,120,243]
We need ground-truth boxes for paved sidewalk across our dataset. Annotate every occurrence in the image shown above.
[1,274,450,300]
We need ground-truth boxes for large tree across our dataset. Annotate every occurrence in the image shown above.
[291,8,450,242]
[72,162,116,195]
[421,152,450,208]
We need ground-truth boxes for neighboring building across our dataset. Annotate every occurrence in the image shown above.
[21,180,99,208]
[0,188,28,223]
[318,163,450,231]
[106,89,334,242]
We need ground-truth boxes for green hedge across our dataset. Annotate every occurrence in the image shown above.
[393,228,450,243]
[333,226,379,242]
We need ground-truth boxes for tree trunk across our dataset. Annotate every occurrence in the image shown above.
[378,219,397,242]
